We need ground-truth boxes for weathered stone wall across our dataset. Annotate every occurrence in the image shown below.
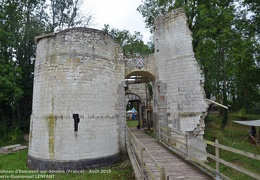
[124,55,156,80]
[154,9,208,160]
[28,28,124,170]
[126,84,146,102]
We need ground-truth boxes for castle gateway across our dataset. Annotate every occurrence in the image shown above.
[28,9,208,170]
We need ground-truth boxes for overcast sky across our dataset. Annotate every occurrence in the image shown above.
[83,0,151,43]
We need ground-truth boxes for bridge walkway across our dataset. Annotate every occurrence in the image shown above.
[127,128,213,180]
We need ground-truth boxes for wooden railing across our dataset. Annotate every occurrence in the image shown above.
[126,127,166,180]
[159,125,260,180]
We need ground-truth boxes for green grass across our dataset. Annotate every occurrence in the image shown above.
[126,120,138,128]
[0,149,134,180]
[204,112,260,179]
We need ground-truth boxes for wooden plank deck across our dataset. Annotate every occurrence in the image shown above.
[129,128,213,180]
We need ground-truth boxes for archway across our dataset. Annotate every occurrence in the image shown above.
[125,93,141,128]
[125,69,156,132]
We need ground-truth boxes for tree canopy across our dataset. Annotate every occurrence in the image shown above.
[102,24,153,56]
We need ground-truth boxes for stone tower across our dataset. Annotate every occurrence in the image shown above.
[28,28,126,170]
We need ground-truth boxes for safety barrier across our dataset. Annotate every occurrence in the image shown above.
[159,125,260,180]
[126,127,166,180]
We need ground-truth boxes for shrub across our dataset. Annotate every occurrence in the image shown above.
[238,108,247,120]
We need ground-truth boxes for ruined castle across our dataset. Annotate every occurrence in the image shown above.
[28,9,208,170]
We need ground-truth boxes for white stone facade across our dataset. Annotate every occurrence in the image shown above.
[28,28,125,169]
[154,9,208,133]
[154,9,208,160]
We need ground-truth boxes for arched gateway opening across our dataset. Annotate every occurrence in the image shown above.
[125,70,156,131]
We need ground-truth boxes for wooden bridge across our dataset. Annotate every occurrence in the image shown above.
[126,127,260,180]
[127,127,212,180]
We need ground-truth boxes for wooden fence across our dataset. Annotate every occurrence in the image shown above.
[159,125,260,180]
[126,127,166,180]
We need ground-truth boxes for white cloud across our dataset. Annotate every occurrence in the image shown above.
[83,0,151,42]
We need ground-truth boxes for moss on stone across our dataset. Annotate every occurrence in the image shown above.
[178,112,201,117]
[66,58,81,63]
[47,114,55,159]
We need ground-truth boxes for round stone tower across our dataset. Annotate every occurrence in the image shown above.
[28,28,125,170]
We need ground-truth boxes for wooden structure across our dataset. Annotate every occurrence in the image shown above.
[127,127,212,179]
[127,126,260,180]
[159,125,260,179]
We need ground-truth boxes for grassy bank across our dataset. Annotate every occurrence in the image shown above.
[126,120,138,128]
[204,112,260,179]
[0,149,134,180]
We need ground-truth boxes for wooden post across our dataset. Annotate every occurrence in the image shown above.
[185,132,190,160]
[138,103,142,128]
[160,166,166,180]
[215,139,220,179]
[167,127,172,147]
[159,125,161,142]
[140,146,145,179]
[167,127,170,144]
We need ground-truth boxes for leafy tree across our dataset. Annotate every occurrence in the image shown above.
[137,0,175,32]
[0,0,24,139]
[229,1,260,113]
[14,0,49,132]
[102,24,153,55]
[243,0,260,35]
[48,0,93,32]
